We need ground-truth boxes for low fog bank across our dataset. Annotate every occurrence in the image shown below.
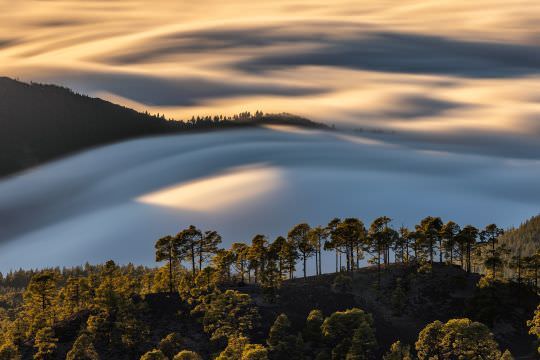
[0,126,538,272]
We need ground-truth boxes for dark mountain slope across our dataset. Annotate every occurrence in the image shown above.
[0,77,327,177]
[0,77,179,177]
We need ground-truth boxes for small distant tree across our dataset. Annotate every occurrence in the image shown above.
[155,235,181,293]
[216,336,251,360]
[26,272,57,313]
[334,218,366,271]
[267,314,302,360]
[279,239,298,280]
[269,237,287,277]
[391,278,407,315]
[383,341,412,360]
[321,308,376,360]
[173,350,202,360]
[176,226,203,276]
[232,243,250,283]
[197,230,222,270]
[60,275,91,315]
[346,321,378,359]
[309,226,328,275]
[289,223,314,279]
[528,304,540,355]
[159,333,184,359]
[195,290,260,341]
[213,249,236,283]
[247,235,268,284]
[140,349,167,360]
[416,217,443,264]
[440,221,460,264]
[0,342,20,360]
[367,217,395,285]
[303,309,324,344]
[479,224,505,278]
[332,274,352,293]
[241,344,269,360]
[457,226,479,273]
[415,318,502,360]
[33,327,57,360]
[66,332,99,360]
[326,218,343,273]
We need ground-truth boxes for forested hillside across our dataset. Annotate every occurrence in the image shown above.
[0,216,538,359]
[0,77,326,177]
[500,215,540,257]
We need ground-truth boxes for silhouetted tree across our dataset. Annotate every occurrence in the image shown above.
[155,235,181,293]
[416,217,443,264]
[176,226,203,276]
[288,223,314,279]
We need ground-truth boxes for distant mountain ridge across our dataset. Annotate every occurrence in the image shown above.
[0,77,327,177]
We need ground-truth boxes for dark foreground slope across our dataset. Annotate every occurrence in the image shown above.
[0,77,327,177]
[5,263,536,359]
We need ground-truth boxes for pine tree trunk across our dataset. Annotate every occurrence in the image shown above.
[169,251,173,294]
[315,251,318,275]
[191,244,196,276]
[303,254,307,279]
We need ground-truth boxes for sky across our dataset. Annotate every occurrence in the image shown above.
[0,0,539,158]
[0,0,539,271]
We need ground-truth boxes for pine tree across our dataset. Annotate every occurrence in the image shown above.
[159,333,184,358]
[440,221,460,264]
[267,314,303,360]
[303,309,324,344]
[279,239,298,280]
[232,243,250,283]
[155,235,181,294]
[416,217,443,264]
[0,342,21,360]
[247,235,268,284]
[288,223,314,279]
[457,226,479,273]
[140,349,167,360]
[173,350,202,360]
[321,308,376,360]
[26,272,57,313]
[383,341,412,360]
[176,225,203,276]
[415,318,502,360]
[216,336,249,360]
[528,304,540,355]
[198,230,222,271]
[345,318,377,359]
[33,327,57,360]
[241,344,269,360]
[66,332,99,360]
[195,290,260,341]
[309,227,328,275]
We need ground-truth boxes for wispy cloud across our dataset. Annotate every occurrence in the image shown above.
[1,0,539,158]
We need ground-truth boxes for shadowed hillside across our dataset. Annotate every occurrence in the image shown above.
[0,77,327,177]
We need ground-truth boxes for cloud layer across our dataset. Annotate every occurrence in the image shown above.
[0,127,537,271]
[0,0,539,158]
